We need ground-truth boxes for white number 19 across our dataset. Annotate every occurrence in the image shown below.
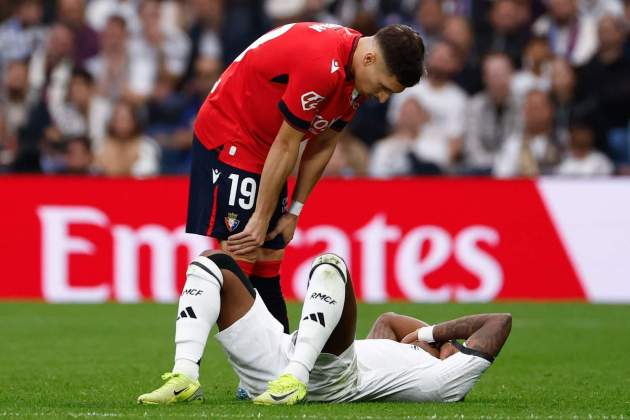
[228,173,257,210]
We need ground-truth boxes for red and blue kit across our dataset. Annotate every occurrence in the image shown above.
[187,22,365,247]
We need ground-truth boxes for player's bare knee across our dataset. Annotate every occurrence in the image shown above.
[309,253,348,286]
[200,249,224,258]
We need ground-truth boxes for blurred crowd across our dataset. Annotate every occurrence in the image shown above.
[0,0,629,178]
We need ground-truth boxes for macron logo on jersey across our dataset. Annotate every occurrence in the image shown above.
[331,59,340,73]
[301,91,325,111]
[212,169,221,184]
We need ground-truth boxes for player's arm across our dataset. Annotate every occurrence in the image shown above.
[292,127,339,205]
[403,313,512,358]
[265,128,340,244]
[226,121,304,256]
[367,312,429,341]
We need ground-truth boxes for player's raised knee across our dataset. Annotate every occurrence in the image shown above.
[309,253,348,284]
[199,251,256,298]
[374,312,398,326]
[187,253,224,287]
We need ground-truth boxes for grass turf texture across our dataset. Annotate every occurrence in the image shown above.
[1,303,629,419]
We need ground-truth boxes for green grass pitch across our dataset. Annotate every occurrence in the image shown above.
[1,302,629,419]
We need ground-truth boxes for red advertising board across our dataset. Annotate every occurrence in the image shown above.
[1,176,628,302]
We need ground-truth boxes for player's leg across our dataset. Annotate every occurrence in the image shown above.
[254,253,355,405]
[251,247,290,333]
[137,251,256,404]
[216,242,290,333]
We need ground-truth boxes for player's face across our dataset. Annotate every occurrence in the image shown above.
[356,51,405,103]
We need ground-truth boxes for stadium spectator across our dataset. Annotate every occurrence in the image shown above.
[48,68,110,150]
[86,15,145,103]
[86,0,141,34]
[63,135,93,174]
[322,133,370,178]
[0,111,12,171]
[0,0,628,179]
[93,100,159,177]
[494,90,560,177]
[1,61,32,141]
[126,0,191,104]
[146,72,193,174]
[27,23,75,106]
[465,53,520,173]
[476,0,532,68]
[182,0,223,84]
[578,0,624,19]
[303,0,341,24]
[388,41,468,171]
[511,36,552,101]
[556,122,614,175]
[533,0,598,65]
[576,14,630,154]
[442,15,482,94]
[413,0,446,51]
[369,98,428,178]
[220,1,269,64]
[0,0,45,71]
[57,0,100,66]
[186,56,221,108]
[549,57,581,148]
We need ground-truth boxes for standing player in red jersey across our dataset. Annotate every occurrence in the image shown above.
[140,22,425,396]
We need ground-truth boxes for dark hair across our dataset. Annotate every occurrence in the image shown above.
[108,100,144,139]
[71,68,94,85]
[375,24,426,87]
[66,136,92,152]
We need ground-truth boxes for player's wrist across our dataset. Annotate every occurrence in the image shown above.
[288,200,304,217]
[417,326,436,343]
[249,213,271,228]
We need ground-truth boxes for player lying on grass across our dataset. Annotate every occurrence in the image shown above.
[138,251,512,405]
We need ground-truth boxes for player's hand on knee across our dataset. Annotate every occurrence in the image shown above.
[266,214,298,244]
[227,217,268,255]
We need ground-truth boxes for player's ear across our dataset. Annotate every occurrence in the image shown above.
[362,52,376,66]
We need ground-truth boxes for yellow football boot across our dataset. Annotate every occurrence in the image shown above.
[137,372,203,405]
[253,374,307,406]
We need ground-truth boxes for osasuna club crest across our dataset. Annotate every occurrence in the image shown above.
[224,212,240,232]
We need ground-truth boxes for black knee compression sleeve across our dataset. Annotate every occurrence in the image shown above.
[205,253,255,298]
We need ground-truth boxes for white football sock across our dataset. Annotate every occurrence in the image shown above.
[172,256,223,381]
[283,255,347,384]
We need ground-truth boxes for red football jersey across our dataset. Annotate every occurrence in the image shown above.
[194,22,365,173]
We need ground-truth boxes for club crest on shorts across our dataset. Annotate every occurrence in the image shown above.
[224,212,240,232]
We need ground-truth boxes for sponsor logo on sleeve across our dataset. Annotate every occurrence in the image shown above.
[301,91,325,111]
[331,59,340,73]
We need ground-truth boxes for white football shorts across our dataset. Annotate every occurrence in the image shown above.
[215,293,491,403]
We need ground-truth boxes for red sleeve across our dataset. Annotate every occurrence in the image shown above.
[278,58,338,132]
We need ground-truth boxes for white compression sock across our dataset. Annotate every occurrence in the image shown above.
[172,256,223,381]
[283,254,347,384]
